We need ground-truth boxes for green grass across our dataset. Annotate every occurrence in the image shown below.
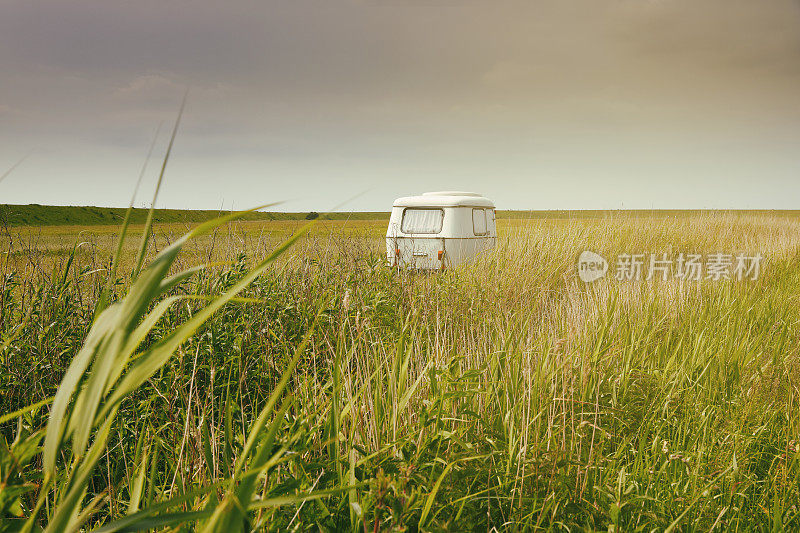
[2,210,800,531]
[0,204,389,227]
[9,202,800,228]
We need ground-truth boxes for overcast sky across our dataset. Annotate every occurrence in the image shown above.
[1,0,799,211]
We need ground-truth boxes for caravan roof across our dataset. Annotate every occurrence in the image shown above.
[392,191,495,208]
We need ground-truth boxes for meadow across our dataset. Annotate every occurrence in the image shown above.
[2,211,800,531]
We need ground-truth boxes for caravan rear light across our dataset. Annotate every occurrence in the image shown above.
[395,248,400,256]
[437,250,444,260]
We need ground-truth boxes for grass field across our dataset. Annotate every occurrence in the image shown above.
[2,210,800,531]
[0,204,390,227]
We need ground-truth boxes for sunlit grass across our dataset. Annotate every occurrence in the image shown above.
[2,210,800,530]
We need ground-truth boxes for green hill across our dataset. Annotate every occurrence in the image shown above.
[3,204,798,228]
[0,204,389,227]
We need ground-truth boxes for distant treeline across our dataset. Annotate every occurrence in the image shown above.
[2,204,798,227]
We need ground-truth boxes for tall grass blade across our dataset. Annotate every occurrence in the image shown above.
[132,90,187,278]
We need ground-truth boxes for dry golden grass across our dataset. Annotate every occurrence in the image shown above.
[2,211,800,530]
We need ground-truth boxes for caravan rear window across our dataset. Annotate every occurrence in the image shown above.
[401,208,444,234]
[472,208,488,235]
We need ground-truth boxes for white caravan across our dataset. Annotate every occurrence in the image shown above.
[386,191,497,270]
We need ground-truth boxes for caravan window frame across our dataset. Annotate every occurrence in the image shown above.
[401,207,445,234]
[472,208,488,236]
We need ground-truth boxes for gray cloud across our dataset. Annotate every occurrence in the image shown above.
[1,0,799,210]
